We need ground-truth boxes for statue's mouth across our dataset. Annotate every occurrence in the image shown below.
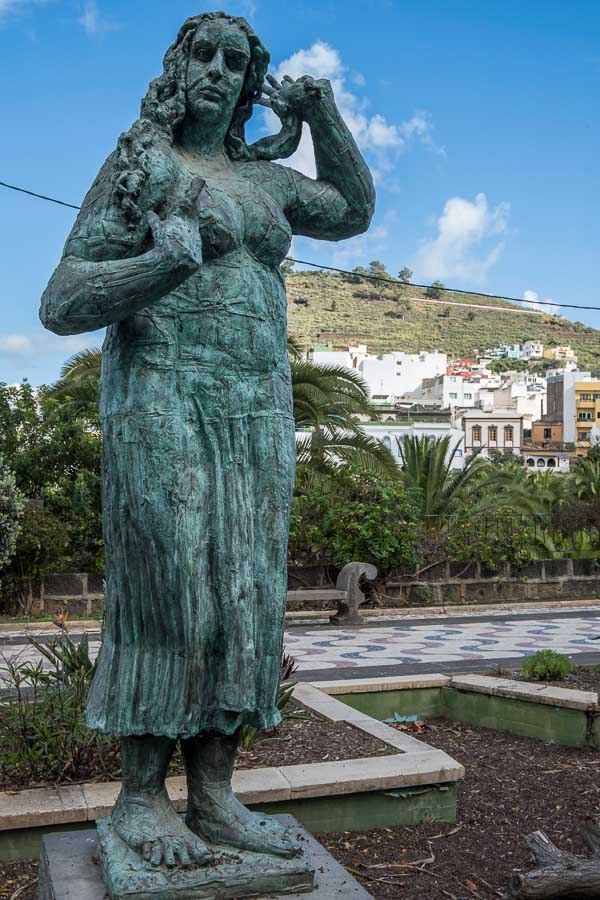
[199,86,225,101]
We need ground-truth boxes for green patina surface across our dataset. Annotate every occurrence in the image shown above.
[38,8,375,887]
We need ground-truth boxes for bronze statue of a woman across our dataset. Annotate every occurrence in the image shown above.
[41,11,374,872]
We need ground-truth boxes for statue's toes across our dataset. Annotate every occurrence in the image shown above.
[187,834,212,867]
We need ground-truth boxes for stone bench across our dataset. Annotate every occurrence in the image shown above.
[287,562,377,626]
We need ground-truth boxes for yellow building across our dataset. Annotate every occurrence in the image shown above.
[575,381,600,456]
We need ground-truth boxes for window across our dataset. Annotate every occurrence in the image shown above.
[472,426,482,443]
[527,458,535,467]
[547,458,556,468]
[579,431,590,441]
[488,426,498,442]
[504,425,514,442]
[581,393,592,400]
[536,459,545,467]
[449,392,458,400]
[579,413,593,421]
[594,394,600,400]
[464,393,472,400]
[543,428,552,439]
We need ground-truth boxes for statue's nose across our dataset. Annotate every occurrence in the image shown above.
[207,50,225,80]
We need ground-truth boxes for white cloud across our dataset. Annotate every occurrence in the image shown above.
[412,192,510,283]
[0,329,101,357]
[522,289,561,317]
[78,0,118,35]
[265,41,442,178]
[0,334,33,353]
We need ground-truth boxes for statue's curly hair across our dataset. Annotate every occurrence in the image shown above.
[112,12,270,227]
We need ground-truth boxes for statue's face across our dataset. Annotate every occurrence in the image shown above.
[186,20,251,125]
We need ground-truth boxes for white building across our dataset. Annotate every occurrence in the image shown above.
[407,374,477,409]
[311,344,367,370]
[358,351,447,404]
[461,408,524,458]
[309,347,447,405]
[363,422,466,470]
[523,449,571,473]
[522,340,544,360]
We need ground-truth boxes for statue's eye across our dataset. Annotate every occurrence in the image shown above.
[194,45,214,62]
[226,52,247,72]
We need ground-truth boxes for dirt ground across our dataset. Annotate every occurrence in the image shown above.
[320,716,600,898]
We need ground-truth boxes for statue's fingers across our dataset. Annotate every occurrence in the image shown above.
[182,176,205,212]
[150,841,162,867]
[254,97,272,108]
[262,83,276,96]
[163,844,176,868]
[142,842,152,862]
[282,75,295,84]
[266,73,281,89]
[175,842,191,868]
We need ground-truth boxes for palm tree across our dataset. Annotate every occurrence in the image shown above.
[46,347,102,422]
[574,458,600,499]
[292,361,397,478]
[397,434,485,521]
[398,434,544,522]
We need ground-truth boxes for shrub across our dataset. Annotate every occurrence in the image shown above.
[0,457,23,589]
[0,624,117,787]
[521,650,573,682]
[289,469,421,575]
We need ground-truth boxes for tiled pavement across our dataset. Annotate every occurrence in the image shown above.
[4,606,600,685]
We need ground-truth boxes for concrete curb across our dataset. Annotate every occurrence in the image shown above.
[0,680,463,833]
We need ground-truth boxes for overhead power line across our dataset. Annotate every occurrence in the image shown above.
[0,180,81,211]
[1,177,597,314]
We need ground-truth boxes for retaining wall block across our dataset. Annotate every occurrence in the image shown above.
[449,561,478,579]
[509,560,544,580]
[573,559,600,578]
[544,559,570,578]
[561,579,598,598]
[43,574,85,597]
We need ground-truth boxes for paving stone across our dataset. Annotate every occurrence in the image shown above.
[451,674,598,710]
[282,750,464,799]
[0,785,86,831]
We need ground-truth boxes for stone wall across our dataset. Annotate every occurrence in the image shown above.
[1,573,105,617]
[2,559,600,616]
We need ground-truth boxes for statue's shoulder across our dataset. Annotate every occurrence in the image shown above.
[242,159,295,202]
[65,138,179,261]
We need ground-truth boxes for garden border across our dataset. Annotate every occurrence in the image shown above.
[0,677,463,860]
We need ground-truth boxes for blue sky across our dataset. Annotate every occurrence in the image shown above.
[1,0,599,384]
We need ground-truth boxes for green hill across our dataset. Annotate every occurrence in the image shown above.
[286,270,600,370]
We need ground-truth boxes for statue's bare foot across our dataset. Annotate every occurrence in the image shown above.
[113,787,212,868]
[187,790,302,858]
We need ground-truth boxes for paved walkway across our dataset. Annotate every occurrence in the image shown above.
[4,606,600,685]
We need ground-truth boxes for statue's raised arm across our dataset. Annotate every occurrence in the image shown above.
[262,74,375,240]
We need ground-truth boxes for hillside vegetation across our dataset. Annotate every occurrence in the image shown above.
[286,270,600,370]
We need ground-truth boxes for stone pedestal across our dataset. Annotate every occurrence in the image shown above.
[37,815,372,900]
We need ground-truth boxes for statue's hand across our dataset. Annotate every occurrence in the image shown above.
[260,74,333,121]
[147,177,204,272]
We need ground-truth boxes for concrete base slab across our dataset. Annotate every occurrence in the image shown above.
[37,815,372,900]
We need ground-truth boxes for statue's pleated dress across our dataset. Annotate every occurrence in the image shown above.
[86,169,296,738]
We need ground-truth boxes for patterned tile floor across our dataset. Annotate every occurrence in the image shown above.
[285,613,600,672]
[4,609,600,681]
